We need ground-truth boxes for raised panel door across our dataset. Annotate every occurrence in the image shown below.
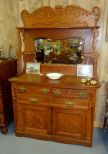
[52,107,87,142]
[17,103,51,137]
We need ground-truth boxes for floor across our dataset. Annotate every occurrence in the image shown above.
[0,122,108,154]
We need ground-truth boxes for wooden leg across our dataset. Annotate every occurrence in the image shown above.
[1,127,8,134]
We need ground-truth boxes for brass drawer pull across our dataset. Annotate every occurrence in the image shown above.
[52,90,61,96]
[18,86,26,93]
[41,89,49,95]
[29,98,38,104]
[65,101,75,107]
[80,92,89,98]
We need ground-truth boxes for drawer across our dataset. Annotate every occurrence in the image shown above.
[51,88,71,97]
[71,90,90,99]
[51,88,90,99]
[52,98,89,108]
[17,93,49,102]
[17,95,50,105]
[16,85,50,96]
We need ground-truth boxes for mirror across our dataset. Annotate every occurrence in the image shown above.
[34,37,85,64]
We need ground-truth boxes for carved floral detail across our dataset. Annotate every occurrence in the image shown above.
[25,110,47,129]
[92,7,101,23]
[21,5,100,28]
[57,112,81,134]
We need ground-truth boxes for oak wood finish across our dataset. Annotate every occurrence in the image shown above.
[0,59,17,134]
[10,5,101,146]
[16,5,100,77]
[10,74,100,146]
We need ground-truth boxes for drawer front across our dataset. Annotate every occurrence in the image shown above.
[51,88,90,99]
[17,95,50,105]
[16,85,50,96]
[52,98,89,108]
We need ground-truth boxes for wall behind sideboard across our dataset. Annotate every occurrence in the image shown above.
[0,0,108,127]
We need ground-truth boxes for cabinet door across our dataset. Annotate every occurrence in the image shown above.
[52,107,87,141]
[17,103,51,137]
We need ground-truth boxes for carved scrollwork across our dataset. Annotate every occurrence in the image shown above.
[92,7,101,23]
[21,5,100,28]
[63,5,91,17]
[21,10,29,17]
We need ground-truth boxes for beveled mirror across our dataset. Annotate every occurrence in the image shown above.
[34,37,84,64]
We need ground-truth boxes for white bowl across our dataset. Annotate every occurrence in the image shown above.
[45,72,63,80]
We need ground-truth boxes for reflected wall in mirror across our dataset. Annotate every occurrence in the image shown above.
[34,37,85,64]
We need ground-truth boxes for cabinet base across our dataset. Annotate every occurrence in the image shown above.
[15,131,92,147]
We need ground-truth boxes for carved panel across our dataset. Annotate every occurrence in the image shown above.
[21,5,100,28]
[18,104,51,135]
[52,108,86,140]
[25,110,47,129]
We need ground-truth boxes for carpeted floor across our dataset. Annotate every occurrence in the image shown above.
[0,122,108,154]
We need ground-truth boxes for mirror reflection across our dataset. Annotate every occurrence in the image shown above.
[34,37,84,64]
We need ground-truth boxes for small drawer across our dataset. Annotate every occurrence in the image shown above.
[52,98,89,108]
[51,88,90,99]
[71,90,90,99]
[51,88,71,97]
[16,85,50,96]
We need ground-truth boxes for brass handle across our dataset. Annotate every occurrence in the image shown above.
[80,92,89,98]
[18,86,26,93]
[41,88,49,95]
[65,101,75,107]
[52,90,61,96]
[29,98,38,104]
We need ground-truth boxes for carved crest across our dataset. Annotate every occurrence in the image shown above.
[21,5,100,28]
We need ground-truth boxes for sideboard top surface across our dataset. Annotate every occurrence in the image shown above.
[9,74,100,89]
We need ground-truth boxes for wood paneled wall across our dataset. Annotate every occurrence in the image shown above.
[0,0,108,127]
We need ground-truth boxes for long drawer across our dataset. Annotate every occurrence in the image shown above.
[17,95,50,105]
[51,97,89,108]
